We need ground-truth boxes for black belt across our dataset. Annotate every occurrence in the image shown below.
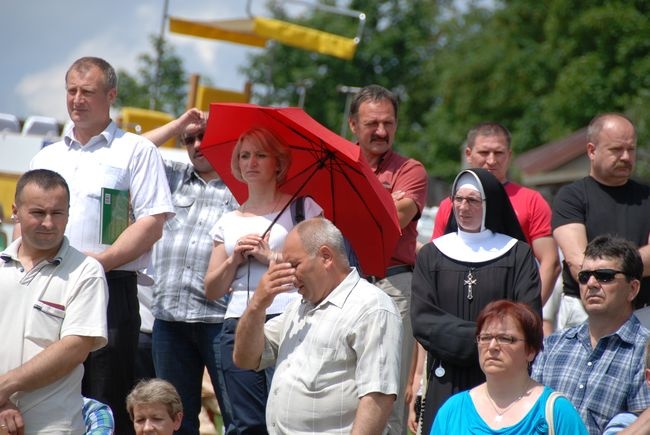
[366,264,413,284]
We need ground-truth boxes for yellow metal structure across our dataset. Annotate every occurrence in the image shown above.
[252,17,357,60]
[0,172,18,222]
[119,107,176,148]
[169,17,267,48]
[168,2,364,61]
[195,84,251,112]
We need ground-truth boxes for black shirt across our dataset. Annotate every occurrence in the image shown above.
[553,176,650,306]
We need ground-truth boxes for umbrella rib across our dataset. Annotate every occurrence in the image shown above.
[328,156,394,275]
[329,155,389,233]
[272,116,368,180]
[281,150,333,187]
[261,159,326,238]
[269,109,392,272]
[328,153,336,220]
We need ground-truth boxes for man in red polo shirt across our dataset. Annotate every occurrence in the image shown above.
[348,84,428,435]
[431,122,559,306]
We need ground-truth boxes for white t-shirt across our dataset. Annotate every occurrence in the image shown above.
[210,197,322,318]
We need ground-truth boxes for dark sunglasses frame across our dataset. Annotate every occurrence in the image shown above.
[181,131,204,146]
[577,268,628,285]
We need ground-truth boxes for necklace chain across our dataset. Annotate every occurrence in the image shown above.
[485,381,530,422]
[242,195,281,214]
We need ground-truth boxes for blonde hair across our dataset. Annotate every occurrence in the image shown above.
[126,379,182,421]
[230,127,292,184]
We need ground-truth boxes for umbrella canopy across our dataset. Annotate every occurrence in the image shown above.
[201,103,401,278]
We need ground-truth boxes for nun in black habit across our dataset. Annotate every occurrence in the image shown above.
[411,168,541,434]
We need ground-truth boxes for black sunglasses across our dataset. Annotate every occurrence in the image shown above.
[182,131,204,146]
[577,269,627,285]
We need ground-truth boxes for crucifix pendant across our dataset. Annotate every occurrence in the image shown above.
[464,269,477,300]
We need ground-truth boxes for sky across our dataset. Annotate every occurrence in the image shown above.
[1,0,268,123]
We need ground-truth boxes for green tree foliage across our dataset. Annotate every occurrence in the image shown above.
[114,35,187,116]
[242,0,650,181]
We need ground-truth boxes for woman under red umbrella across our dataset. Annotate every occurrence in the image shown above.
[204,127,322,434]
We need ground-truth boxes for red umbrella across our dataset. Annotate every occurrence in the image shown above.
[201,102,401,278]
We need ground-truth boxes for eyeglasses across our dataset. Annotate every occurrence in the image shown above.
[476,333,524,346]
[182,131,204,146]
[452,195,484,207]
[577,269,628,285]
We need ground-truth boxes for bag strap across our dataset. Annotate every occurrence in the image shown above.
[545,391,563,435]
[290,196,305,225]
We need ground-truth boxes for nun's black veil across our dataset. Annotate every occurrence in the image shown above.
[443,168,526,242]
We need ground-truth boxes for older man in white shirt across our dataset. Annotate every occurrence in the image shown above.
[234,218,402,434]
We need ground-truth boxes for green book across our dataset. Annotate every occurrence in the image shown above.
[100,187,129,245]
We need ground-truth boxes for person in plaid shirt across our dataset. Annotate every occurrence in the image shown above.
[142,109,238,434]
[532,235,650,434]
[82,397,114,434]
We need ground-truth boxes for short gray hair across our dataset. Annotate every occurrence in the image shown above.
[295,217,348,264]
[126,378,182,421]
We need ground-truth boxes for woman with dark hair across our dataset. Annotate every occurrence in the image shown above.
[411,168,542,433]
[431,300,586,434]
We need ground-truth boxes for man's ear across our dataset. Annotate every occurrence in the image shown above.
[11,203,18,222]
[319,245,334,264]
[627,279,641,303]
[586,141,597,161]
[464,146,472,163]
[107,87,117,105]
[348,117,357,136]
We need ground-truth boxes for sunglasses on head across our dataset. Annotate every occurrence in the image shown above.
[182,131,204,146]
[577,269,627,285]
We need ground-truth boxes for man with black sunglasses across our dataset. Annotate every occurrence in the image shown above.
[141,108,238,434]
[552,113,650,331]
[532,235,650,435]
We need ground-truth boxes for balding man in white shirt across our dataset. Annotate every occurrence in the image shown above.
[234,218,403,434]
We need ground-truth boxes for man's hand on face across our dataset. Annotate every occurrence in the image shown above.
[250,256,296,311]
